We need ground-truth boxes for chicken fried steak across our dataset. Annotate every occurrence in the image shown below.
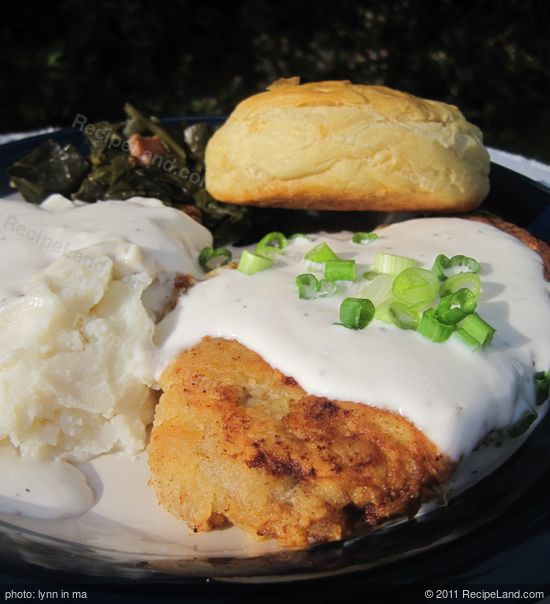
[148,337,454,547]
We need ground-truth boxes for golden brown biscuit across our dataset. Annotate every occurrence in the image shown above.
[205,79,490,212]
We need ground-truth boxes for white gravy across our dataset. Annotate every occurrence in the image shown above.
[0,194,211,302]
[0,444,93,519]
[156,218,550,460]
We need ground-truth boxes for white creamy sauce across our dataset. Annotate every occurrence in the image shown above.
[0,202,548,552]
[0,444,93,519]
[2,452,280,556]
[0,195,211,303]
[156,218,550,460]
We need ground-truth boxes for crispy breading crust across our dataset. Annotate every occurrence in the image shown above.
[148,337,454,547]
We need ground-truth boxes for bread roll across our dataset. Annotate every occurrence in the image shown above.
[205,79,490,212]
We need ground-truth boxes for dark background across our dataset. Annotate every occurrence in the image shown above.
[1,0,549,161]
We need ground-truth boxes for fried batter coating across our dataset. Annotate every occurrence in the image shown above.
[148,337,454,547]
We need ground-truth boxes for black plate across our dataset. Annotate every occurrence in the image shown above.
[0,123,549,589]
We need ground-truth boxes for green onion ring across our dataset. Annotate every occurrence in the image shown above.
[392,267,439,305]
[457,312,496,348]
[433,253,481,281]
[352,232,379,245]
[339,297,375,330]
[256,231,287,258]
[441,272,482,298]
[305,242,340,263]
[436,288,478,325]
[198,246,232,272]
[296,273,320,299]
[237,250,273,275]
[388,301,421,330]
[374,252,417,275]
[418,308,455,342]
[324,259,356,281]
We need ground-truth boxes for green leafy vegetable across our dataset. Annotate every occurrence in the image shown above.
[7,140,89,204]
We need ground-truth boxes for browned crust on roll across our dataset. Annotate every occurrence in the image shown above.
[148,337,454,548]
[211,188,483,213]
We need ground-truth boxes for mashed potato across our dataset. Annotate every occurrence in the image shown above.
[0,195,211,462]
[0,243,157,461]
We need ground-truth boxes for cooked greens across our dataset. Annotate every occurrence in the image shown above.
[7,140,89,204]
[7,104,250,245]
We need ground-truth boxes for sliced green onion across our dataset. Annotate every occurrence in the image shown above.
[305,242,339,263]
[237,250,273,275]
[296,274,338,299]
[436,288,477,325]
[339,298,375,330]
[352,232,379,245]
[508,410,538,438]
[441,272,482,298]
[289,233,310,241]
[198,246,232,272]
[432,254,451,281]
[362,270,379,281]
[296,274,320,299]
[374,299,394,324]
[455,328,482,351]
[432,254,481,281]
[319,279,339,297]
[392,267,439,305]
[534,370,550,406]
[374,252,417,275]
[457,313,496,348]
[388,301,421,330]
[256,231,287,258]
[418,308,455,342]
[324,259,356,281]
[360,273,394,305]
[450,254,481,274]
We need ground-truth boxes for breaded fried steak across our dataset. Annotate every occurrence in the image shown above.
[148,337,454,547]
